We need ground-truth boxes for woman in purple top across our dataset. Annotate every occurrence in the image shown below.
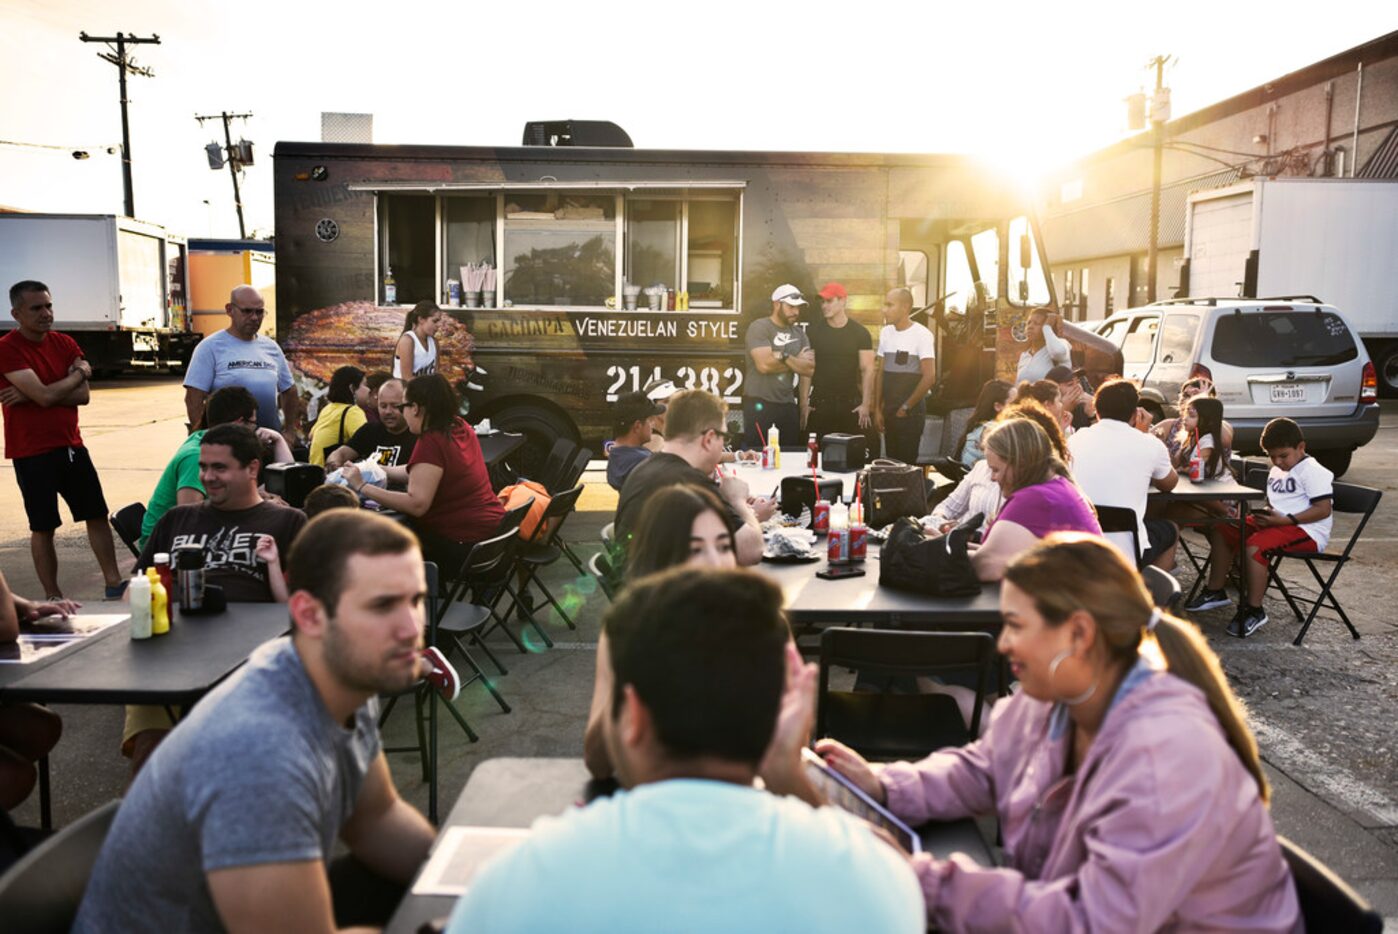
[970,417,1101,581]
[816,535,1300,932]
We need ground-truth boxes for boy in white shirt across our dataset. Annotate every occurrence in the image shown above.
[1187,418,1333,638]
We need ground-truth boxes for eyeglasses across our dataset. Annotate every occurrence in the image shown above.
[388,402,412,412]
[233,306,266,316]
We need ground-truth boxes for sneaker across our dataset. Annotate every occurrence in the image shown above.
[1237,606,1269,638]
[1225,608,1246,638]
[1185,587,1231,613]
[104,580,129,600]
[421,646,461,701]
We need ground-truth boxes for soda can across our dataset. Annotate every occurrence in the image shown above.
[827,528,851,564]
[850,523,868,561]
[812,500,831,534]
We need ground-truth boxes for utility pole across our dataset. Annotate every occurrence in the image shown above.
[1145,54,1171,305]
[195,111,253,238]
[79,31,160,219]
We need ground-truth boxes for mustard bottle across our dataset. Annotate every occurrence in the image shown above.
[147,567,170,635]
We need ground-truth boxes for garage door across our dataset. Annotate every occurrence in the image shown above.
[1188,192,1253,300]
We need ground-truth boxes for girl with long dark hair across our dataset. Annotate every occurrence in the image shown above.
[394,301,442,379]
[956,379,1012,468]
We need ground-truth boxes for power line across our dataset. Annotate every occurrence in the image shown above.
[78,31,160,218]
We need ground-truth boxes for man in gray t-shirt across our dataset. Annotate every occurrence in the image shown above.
[741,284,814,448]
[75,511,438,934]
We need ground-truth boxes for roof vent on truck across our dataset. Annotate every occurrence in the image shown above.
[522,120,633,148]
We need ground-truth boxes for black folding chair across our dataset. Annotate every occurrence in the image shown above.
[552,449,596,575]
[378,560,475,824]
[1093,504,1142,568]
[495,485,587,636]
[435,536,517,713]
[0,799,120,934]
[816,628,996,762]
[587,551,619,601]
[1264,481,1381,645]
[1279,835,1383,933]
[535,438,579,493]
[109,502,145,559]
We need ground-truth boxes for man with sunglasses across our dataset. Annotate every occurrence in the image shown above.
[184,285,300,450]
[615,389,772,567]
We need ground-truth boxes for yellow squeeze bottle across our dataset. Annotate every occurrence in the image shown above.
[147,567,170,635]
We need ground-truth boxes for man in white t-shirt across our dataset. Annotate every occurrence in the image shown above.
[1015,307,1072,382]
[1068,379,1179,569]
[1187,417,1334,638]
[447,568,924,933]
[874,288,936,464]
[184,285,299,449]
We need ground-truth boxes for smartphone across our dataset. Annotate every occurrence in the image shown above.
[817,565,866,580]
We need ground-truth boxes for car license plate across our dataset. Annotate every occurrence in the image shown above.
[1270,384,1307,403]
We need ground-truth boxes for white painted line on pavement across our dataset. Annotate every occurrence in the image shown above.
[1251,711,1398,826]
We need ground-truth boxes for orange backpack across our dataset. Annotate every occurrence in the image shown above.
[498,479,551,541]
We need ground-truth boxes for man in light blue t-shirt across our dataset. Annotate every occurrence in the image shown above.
[184,285,298,447]
[74,511,439,933]
[447,568,924,933]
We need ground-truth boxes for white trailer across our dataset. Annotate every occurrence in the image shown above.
[1182,177,1398,393]
[0,214,199,374]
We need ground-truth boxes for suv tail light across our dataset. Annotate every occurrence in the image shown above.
[1361,362,1378,404]
[1188,363,1213,382]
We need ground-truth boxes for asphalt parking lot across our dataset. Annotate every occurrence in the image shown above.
[3,376,1395,920]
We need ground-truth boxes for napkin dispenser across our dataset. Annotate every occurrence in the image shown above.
[820,433,867,472]
[779,475,844,519]
[262,462,324,509]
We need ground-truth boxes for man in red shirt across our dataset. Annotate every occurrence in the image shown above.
[1,281,125,599]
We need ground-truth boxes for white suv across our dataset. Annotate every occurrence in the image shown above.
[1093,298,1379,476]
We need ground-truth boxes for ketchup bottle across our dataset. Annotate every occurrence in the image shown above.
[807,433,819,470]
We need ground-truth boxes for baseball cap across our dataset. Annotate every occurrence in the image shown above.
[771,284,807,306]
[818,282,847,300]
[616,390,665,423]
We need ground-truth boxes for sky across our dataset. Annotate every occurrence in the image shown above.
[2,0,1393,239]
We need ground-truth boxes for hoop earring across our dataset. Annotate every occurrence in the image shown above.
[1048,649,1097,707]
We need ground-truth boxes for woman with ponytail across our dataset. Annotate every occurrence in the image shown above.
[816,534,1300,932]
[393,300,442,379]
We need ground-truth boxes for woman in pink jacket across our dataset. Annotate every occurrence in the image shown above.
[818,533,1301,932]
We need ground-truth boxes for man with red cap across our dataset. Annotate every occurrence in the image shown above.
[804,282,874,440]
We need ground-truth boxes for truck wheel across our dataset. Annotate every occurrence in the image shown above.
[1313,448,1352,478]
[487,403,579,481]
[1376,342,1398,398]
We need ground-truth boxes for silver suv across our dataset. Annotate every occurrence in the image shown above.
[1093,298,1379,476]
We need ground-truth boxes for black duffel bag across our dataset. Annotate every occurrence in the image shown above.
[879,514,985,597]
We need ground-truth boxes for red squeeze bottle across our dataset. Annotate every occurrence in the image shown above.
[153,553,175,604]
[807,433,819,470]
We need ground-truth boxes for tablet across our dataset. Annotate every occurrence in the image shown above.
[801,748,921,854]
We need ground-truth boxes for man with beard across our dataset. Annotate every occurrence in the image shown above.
[75,511,438,933]
[741,284,814,449]
[325,377,418,487]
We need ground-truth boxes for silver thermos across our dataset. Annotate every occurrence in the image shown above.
[175,545,205,612]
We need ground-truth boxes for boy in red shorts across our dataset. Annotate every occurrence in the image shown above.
[1185,417,1333,637]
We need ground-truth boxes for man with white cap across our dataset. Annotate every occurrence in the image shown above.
[741,285,813,449]
[641,377,677,454]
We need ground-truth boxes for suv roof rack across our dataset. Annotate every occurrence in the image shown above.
[1151,297,1218,306]
[1258,294,1325,304]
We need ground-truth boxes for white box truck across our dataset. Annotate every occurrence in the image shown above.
[0,214,200,375]
[1181,177,1398,394]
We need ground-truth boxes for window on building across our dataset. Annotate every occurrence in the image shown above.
[444,197,496,289]
[898,250,929,308]
[378,194,436,305]
[685,200,738,309]
[503,193,617,308]
[1079,268,1090,319]
[1104,276,1116,315]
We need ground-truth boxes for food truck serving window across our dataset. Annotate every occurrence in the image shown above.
[374,185,741,313]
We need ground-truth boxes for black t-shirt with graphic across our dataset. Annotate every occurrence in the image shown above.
[344,422,418,468]
[807,317,872,408]
[138,502,307,603]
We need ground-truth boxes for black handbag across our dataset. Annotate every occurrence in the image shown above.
[879,515,984,597]
[858,458,928,528]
